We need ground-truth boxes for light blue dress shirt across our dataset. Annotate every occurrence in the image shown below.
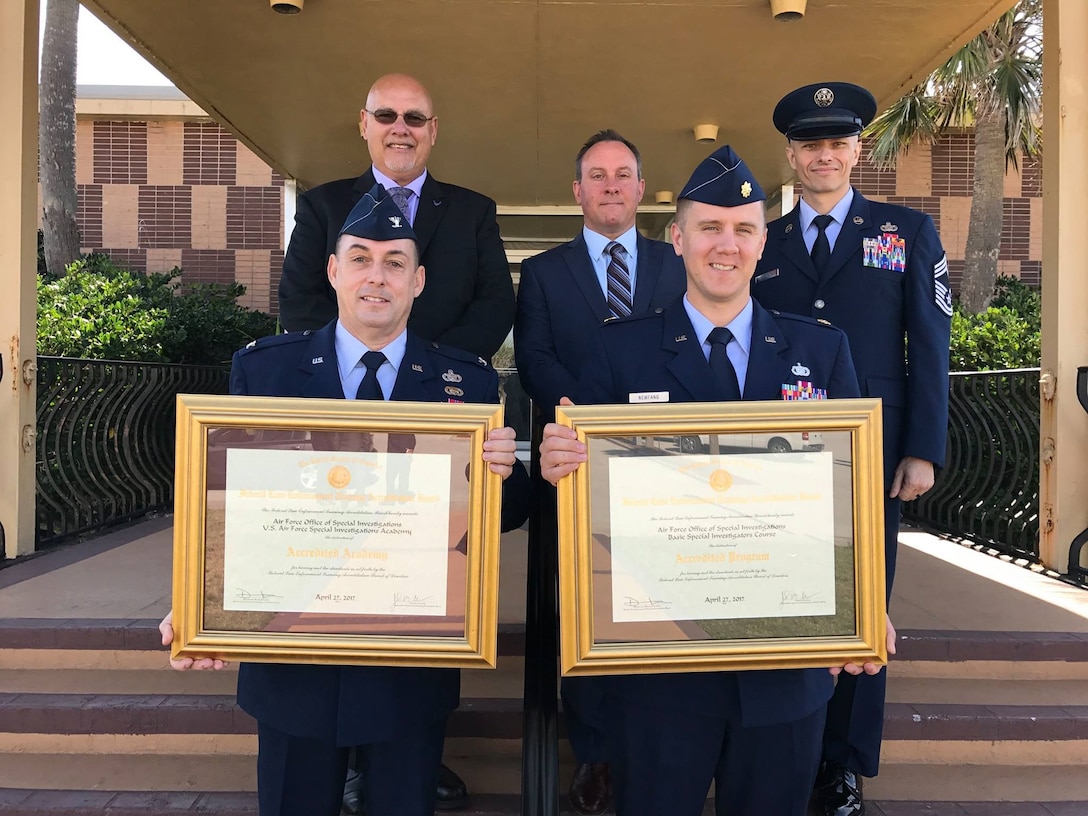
[683,295,754,396]
[582,225,639,299]
[372,166,427,226]
[334,321,407,400]
[797,188,854,255]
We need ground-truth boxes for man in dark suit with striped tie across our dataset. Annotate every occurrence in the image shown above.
[514,129,686,815]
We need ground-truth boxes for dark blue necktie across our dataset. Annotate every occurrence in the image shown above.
[605,241,633,318]
[707,327,742,402]
[811,214,834,279]
[355,350,387,400]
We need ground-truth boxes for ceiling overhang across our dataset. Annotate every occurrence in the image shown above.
[82,0,1017,204]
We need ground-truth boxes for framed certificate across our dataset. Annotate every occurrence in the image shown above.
[171,394,504,669]
[555,399,886,675]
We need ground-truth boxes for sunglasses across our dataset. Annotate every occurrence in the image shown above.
[365,108,434,128]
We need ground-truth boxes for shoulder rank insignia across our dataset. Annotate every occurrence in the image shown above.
[442,369,463,383]
[817,318,832,326]
[791,362,810,377]
[880,221,898,232]
[445,386,464,397]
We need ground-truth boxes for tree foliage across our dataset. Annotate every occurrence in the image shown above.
[949,276,1040,371]
[865,0,1042,314]
[38,255,278,365]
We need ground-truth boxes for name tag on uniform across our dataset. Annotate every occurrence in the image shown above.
[629,391,669,404]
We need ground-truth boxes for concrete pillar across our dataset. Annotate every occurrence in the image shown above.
[1039,0,1088,571]
[0,0,39,559]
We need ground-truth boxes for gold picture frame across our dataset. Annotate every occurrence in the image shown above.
[555,399,886,676]
[171,394,504,669]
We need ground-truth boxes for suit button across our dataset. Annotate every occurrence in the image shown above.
[814,299,826,309]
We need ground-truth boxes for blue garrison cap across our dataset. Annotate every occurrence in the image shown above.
[773,82,877,141]
[678,145,765,206]
[338,183,418,243]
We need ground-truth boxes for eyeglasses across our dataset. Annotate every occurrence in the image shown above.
[365,108,434,128]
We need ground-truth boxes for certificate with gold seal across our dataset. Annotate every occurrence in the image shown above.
[555,400,887,676]
[170,394,504,669]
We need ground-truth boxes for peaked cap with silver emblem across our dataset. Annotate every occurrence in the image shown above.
[773,82,877,141]
[338,182,419,243]
[678,144,765,207]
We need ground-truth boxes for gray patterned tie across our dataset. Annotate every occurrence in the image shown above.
[605,241,633,318]
[388,186,412,221]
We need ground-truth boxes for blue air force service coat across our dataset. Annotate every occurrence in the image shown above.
[229,322,530,746]
[575,298,860,727]
[752,190,952,469]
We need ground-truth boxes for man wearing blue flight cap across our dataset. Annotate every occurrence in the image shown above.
[538,146,892,816]
[160,183,530,816]
[753,83,952,816]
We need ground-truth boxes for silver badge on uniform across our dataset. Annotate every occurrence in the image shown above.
[853,216,864,225]
[791,362,811,377]
[880,221,898,232]
[445,386,464,397]
[814,87,835,107]
[442,369,463,383]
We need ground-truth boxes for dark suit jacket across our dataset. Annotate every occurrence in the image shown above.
[277,169,515,359]
[514,232,686,414]
[577,298,859,728]
[230,323,530,745]
[752,189,951,469]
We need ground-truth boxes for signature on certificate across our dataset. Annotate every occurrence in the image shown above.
[623,596,672,611]
[391,592,441,612]
[235,588,284,603]
[779,589,823,609]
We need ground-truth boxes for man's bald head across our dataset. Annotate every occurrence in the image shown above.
[360,74,438,186]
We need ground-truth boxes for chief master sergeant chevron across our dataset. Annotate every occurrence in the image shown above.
[751,82,952,816]
[539,145,895,816]
[159,183,530,816]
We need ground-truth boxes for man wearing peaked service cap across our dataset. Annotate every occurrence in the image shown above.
[159,182,531,816]
[538,145,894,816]
[754,83,951,816]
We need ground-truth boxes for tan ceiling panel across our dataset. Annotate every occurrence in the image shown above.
[84,0,1017,204]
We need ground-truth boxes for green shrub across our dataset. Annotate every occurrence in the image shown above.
[949,275,1040,372]
[37,254,278,365]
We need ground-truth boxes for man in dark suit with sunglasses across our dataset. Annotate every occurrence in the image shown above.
[277,73,515,363]
[277,73,514,811]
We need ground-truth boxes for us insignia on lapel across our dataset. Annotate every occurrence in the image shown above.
[442,369,463,383]
[311,356,324,364]
[445,386,464,397]
[412,364,424,372]
[785,223,794,234]
[674,335,688,342]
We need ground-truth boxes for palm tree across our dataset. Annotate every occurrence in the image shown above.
[866,0,1041,314]
[39,0,82,277]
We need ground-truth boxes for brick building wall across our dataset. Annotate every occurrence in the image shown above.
[73,117,284,315]
[69,116,1041,318]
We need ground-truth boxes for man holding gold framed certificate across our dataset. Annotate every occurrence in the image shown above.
[161,183,529,816]
[540,146,891,816]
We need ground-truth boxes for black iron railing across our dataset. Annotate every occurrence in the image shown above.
[904,368,1040,559]
[35,357,229,545]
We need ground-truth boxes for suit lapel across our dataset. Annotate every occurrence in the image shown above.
[351,169,378,204]
[632,234,663,314]
[566,234,611,322]
[743,304,791,400]
[661,305,718,402]
[823,189,870,283]
[412,174,447,259]
[775,209,818,283]
[390,333,436,401]
[299,324,345,399]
